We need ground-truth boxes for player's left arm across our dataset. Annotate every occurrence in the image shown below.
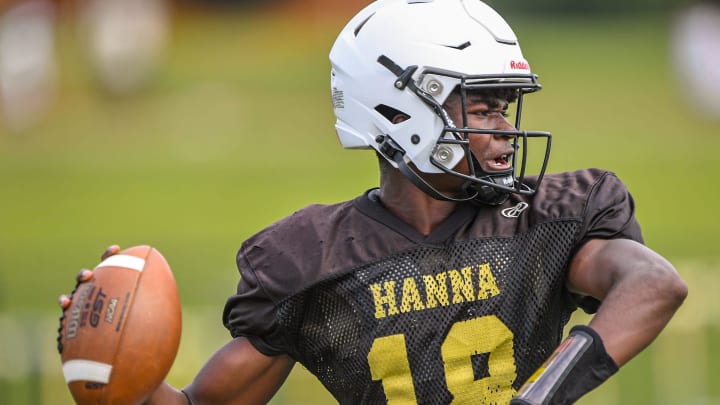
[567,237,688,366]
[512,239,687,404]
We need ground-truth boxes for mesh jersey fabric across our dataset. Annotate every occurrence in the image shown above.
[222,169,643,404]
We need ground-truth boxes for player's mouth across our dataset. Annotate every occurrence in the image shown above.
[485,152,513,172]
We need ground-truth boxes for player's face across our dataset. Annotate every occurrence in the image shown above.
[444,93,516,175]
[414,93,517,198]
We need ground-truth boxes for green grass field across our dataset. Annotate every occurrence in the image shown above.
[1,7,718,404]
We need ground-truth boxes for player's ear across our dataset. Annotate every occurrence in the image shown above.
[391,114,409,124]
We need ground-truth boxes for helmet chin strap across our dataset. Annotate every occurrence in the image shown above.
[462,155,512,206]
[465,172,512,206]
[376,134,477,203]
[377,133,517,205]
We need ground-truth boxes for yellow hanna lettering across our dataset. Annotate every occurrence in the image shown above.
[423,272,449,308]
[370,281,399,319]
[400,277,426,313]
[370,263,500,319]
[449,267,476,304]
[478,263,500,300]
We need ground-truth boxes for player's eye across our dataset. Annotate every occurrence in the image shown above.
[471,110,506,118]
[469,109,490,117]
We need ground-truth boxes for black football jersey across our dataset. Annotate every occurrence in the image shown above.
[223,169,643,404]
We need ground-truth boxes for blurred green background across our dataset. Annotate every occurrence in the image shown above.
[1,0,719,403]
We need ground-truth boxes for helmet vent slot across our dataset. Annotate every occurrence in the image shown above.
[353,13,375,37]
[442,41,472,50]
[375,104,410,123]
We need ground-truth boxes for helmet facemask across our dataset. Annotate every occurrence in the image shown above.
[377,58,552,206]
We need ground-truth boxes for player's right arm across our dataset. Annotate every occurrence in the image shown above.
[145,338,294,405]
[59,245,296,405]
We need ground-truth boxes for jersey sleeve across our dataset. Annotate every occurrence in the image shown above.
[222,249,289,356]
[572,170,645,313]
[578,171,644,246]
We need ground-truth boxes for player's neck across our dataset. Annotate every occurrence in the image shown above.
[378,174,458,236]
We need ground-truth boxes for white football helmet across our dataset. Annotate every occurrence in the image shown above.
[330,0,551,205]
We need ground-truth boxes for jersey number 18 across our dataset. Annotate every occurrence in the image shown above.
[367,315,517,404]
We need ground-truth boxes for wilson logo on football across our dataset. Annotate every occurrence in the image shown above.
[509,60,530,71]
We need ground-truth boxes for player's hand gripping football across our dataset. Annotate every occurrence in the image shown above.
[56,244,182,404]
[56,244,120,353]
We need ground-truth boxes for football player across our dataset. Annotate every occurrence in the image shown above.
[59,0,687,403]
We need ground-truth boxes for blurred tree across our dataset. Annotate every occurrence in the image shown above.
[80,0,171,96]
[0,0,56,133]
[670,0,720,120]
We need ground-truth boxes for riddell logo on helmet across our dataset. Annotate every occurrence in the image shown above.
[509,60,530,70]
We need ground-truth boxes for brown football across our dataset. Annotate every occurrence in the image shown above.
[58,245,182,405]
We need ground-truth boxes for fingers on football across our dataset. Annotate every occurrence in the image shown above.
[101,244,121,260]
[76,268,94,283]
[58,294,71,309]
[59,246,112,310]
